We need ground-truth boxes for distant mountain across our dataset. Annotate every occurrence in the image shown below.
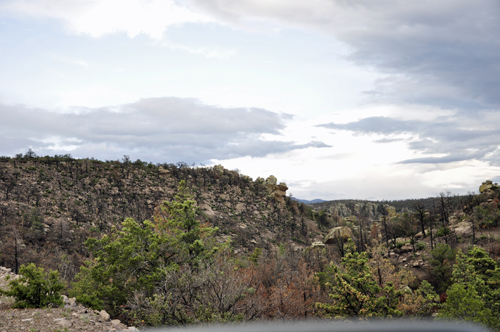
[292,198,327,204]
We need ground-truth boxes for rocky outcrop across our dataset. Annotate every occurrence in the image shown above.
[479,180,500,194]
[265,175,288,204]
[158,166,170,176]
[450,221,473,236]
[326,202,396,222]
[324,226,353,244]
[310,241,325,249]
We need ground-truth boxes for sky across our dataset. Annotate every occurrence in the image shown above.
[1,0,500,200]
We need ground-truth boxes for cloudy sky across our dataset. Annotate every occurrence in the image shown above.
[1,0,500,200]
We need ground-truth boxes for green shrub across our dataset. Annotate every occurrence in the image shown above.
[0,263,64,308]
[436,227,451,237]
[396,242,405,249]
[416,242,426,250]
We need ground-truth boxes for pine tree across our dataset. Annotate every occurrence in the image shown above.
[316,239,402,318]
[70,181,221,315]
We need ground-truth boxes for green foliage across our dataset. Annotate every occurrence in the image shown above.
[435,227,451,238]
[0,263,64,308]
[249,247,262,265]
[415,280,439,316]
[278,242,286,256]
[437,248,500,330]
[439,283,498,328]
[70,181,222,316]
[316,239,403,318]
[416,242,426,251]
[429,243,455,294]
[474,205,500,228]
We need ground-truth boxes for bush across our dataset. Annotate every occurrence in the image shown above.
[416,242,426,250]
[436,227,451,238]
[0,263,64,308]
[396,242,406,249]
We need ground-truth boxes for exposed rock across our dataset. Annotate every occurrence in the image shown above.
[310,241,325,249]
[213,164,225,175]
[479,180,500,194]
[100,310,110,321]
[324,226,353,244]
[265,175,277,186]
[451,221,473,236]
[56,318,73,328]
[328,203,351,218]
[265,176,288,204]
[344,215,357,223]
[400,243,413,253]
[158,166,170,175]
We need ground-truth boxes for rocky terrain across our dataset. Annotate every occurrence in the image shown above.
[0,266,138,332]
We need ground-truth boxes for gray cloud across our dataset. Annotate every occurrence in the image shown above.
[191,1,500,108]
[0,98,329,163]
[318,115,500,165]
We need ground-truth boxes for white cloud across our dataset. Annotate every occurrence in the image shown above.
[1,0,213,39]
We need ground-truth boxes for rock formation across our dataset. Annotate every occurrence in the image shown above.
[479,180,500,194]
[265,175,288,205]
[323,226,354,244]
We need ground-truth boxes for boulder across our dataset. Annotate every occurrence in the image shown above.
[100,310,110,321]
[324,226,353,244]
[344,215,357,223]
[265,176,288,205]
[452,221,473,236]
[311,241,325,249]
[265,175,277,186]
[158,166,170,175]
[479,180,500,194]
[213,165,225,175]
[400,243,413,253]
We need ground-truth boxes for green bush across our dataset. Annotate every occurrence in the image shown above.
[0,263,64,308]
[396,242,405,249]
[436,227,451,237]
[416,242,426,250]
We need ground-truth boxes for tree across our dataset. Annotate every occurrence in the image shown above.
[0,263,64,308]
[316,239,402,318]
[429,243,455,294]
[413,202,427,238]
[439,249,500,329]
[70,181,221,316]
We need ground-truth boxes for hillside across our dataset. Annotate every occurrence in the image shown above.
[0,154,322,279]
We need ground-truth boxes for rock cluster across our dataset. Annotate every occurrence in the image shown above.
[479,180,500,194]
[265,175,288,205]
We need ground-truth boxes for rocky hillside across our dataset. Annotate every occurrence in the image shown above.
[0,154,321,279]
[310,179,500,280]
